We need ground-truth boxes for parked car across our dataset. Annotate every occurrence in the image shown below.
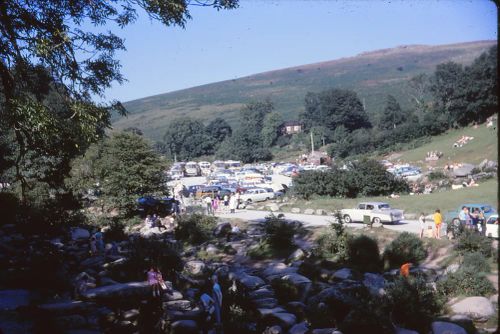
[137,196,179,216]
[240,188,275,203]
[341,202,404,225]
[185,161,201,177]
[169,168,184,180]
[446,203,497,237]
[186,185,204,197]
[195,186,221,198]
[484,214,498,239]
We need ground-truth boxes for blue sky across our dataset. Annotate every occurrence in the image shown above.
[104,0,497,102]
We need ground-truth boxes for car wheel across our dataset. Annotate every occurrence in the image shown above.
[343,215,352,224]
[373,217,381,225]
[246,199,252,204]
[266,197,270,201]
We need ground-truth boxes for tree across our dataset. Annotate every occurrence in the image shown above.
[162,117,214,160]
[464,45,498,123]
[429,61,468,127]
[261,112,283,148]
[301,89,371,132]
[240,99,274,133]
[0,0,238,199]
[378,95,406,130]
[205,117,232,143]
[68,132,168,217]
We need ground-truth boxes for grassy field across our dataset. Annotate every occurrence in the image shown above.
[382,123,498,168]
[281,178,497,216]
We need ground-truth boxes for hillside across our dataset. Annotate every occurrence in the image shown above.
[113,40,495,140]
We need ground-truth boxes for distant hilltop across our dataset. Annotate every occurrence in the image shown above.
[113,40,496,141]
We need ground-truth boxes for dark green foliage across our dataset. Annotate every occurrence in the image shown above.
[455,229,493,257]
[462,251,490,273]
[261,112,283,147]
[386,276,444,333]
[383,232,427,269]
[206,117,233,143]
[263,214,297,249]
[378,95,407,130]
[162,117,216,160]
[174,213,217,245]
[110,237,182,282]
[338,295,393,334]
[347,235,382,272]
[301,89,371,131]
[313,221,351,262]
[428,171,447,181]
[271,279,300,303]
[68,132,168,217]
[293,159,408,199]
[437,266,495,298]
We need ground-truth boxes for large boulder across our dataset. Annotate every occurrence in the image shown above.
[332,268,353,281]
[257,307,287,317]
[237,273,265,290]
[264,312,297,329]
[291,208,301,214]
[71,228,90,240]
[452,164,475,177]
[0,289,32,311]
[253,298,278,309]
[431,321,467,334]
[287,249,306,263]
[213,222,231,237]
[262,263,298,279]
[268,203,280,212]
[80,282,150,302]
[184,261,206,278]
[362,273,385,296]
[450,296,495,322]
[289,321,309,334]
[262,325,283,334]
[249,287,275,300]
[304,209,315,215]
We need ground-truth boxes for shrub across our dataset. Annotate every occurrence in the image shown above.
[428,171,447,181]
[383,232,427,269]
[347,235,382,272]
[437,266,495,297]
[386,276,444,334]
[462,251,490,273]
[313,225,351,262]
[338,295,393,334]
[455,229,493,257]
[174,213,216,245]
[263,214,297,249]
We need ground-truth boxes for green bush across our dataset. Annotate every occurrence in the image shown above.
[271,278,300,304]
[462,251,491,273]
[386,276,444,334]
[263,214,297,249]
[174,213,216,245]
[313,226,351,262]
[383,232,427,269]
[428,171,447,181]
[455,229,493,257]
[437,266,495,298]
[347,235,382,272]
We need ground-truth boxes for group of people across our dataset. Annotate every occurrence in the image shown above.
[453,135,474,148]
[204,192,240,216]
[458,206,487,235]
[425,151,443,161]
[419,209,443,239]
[144,213,177,232]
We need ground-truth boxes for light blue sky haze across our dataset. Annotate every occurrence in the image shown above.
[102,0,497,102]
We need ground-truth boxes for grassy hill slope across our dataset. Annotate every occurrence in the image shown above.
[113,40,495,141]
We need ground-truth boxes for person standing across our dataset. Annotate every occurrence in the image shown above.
[458,206,469,229]
[204,195,213,215]
[199,292,216,334]
[147,267,161,298]
[229,193,237,213]
[419,213,426,239]
[211,275,223,329]
[433,209,443,239]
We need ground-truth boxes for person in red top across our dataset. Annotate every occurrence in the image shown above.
[400,263,412,278]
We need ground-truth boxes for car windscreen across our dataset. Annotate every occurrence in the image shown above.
[379,204,390,209]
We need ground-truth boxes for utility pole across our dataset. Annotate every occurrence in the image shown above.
[310,130,315,153]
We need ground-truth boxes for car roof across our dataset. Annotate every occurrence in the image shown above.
[360,202,389,206]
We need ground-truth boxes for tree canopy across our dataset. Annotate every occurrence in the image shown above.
[68,132,168,217]
[162,117,215,160]
[0,0,238,199]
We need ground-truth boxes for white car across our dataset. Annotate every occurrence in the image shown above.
[240,188,276,203]
[341,202,404,225]
[484,214,498,239]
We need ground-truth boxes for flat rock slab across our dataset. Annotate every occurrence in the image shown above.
[239,273,266,290]
[262,263,298,278]
[38,301,96,316]
[431,321,467,334]
[257,307,287,317]
[81,282,150,302]
[264,312,297,329]
[450,296,495,322]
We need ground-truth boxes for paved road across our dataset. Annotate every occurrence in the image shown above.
[215,209,447,235]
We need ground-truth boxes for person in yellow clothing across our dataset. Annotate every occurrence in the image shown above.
[433,209,443,239]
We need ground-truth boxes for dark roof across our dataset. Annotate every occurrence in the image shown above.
[280,121,303,127]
